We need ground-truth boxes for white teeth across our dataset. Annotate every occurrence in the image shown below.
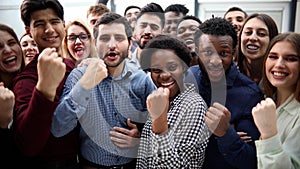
[273,72,286,77]
[45,37,56,41]
[161,81,174,86]
[247,45,258,50]
[5,56,16,62]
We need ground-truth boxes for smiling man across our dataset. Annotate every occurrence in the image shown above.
[13,0,80,168]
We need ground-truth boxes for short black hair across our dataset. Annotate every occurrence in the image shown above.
[93,12,132,40]
[195,17,237,50]
[177,15,202,29]
[164,4,189,16]
[20,0,64,27]
[140,34,191,71]
[124,5,141,16]
[136,2,165,28]
[224,6,247,18]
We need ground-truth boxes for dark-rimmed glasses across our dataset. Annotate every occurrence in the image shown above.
[67,34,90,43]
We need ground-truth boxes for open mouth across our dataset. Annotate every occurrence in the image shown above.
[272,71,288,77]
[74,47,84,56]
[246,44,259,50]
[3,56,17,64]
[160,81,175,87]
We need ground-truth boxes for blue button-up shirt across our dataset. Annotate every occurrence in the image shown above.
[51,60,156,166]
[186,63,263,169]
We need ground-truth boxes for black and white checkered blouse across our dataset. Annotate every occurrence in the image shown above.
[136,83,210,168]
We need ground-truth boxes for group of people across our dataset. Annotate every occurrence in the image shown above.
[0,0,299,169]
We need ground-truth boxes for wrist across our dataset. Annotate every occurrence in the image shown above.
[36,81,56,101]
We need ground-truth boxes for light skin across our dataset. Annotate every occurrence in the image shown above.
[241,18,270,63]
[252,41,300,140]
[164,12,184,35]
[134,14,163,51]
[224,11,246,36]
[125,7,140,30]
[0,82,14,129]
[66,25,91,61]
[20,34,39,65]
[26,8,66,101]
[79,22,139,148]
[147,49,185,134]
[0,30,22,74]
[197,34,236,137]
[87,14,103,28]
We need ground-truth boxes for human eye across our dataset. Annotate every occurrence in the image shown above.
[168,63,178,72]
[99,35,110,42]
[243,29,252,36]
[285,56,299,62]
[151,68,162,73]
[116,35,126,42]
[268,54,278,59]
[80,34,89,41]
[178,27,185,34]
[33,21,45,28]
[150,24,159,31]
[21,42,29,48]
[202,49,213,56]
[190,25,198,31]
[67,35,77,41]
[8,40,17,46]
[51,19,61,25]
[257,31,267,37]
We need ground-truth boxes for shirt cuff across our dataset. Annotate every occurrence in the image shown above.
[255,134,281,155]
[70,82,91,107]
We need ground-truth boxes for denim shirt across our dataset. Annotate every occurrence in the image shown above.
[51,60,156,166]
[186,63,263,169]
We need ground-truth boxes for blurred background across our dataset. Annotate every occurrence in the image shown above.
[0,0,299,38]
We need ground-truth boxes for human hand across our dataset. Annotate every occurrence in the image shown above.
[36,48,66,101]
[0,83,14,128]
[252,98,277,140]
[237,132,252,143]
[205,102,231,137]
[110,118,141,148]
[79,58,107,90]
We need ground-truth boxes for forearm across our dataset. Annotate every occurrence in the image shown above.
[14,88,59,156]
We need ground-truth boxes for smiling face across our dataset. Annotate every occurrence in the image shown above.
[134,14,163,49]
[177,19,200,53]
[28,8,65,53]
[125,7,140,30]
[66,24,91,61]
[150,49,185,101]
[265,41,300,95]
[241,18,270,63]
[20,34,39,65]
[197,34,234,82]
[95,23,129,68]
[0,30,22,74]
[164,11,184,35]
[224,11,246,36]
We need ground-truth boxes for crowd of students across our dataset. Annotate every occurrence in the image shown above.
[0,0,299,169]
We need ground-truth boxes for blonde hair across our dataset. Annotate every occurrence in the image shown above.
[62,18,97,61]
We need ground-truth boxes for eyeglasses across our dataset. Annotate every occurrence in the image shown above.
[66,34,90,43]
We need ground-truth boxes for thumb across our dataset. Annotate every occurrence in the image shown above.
[127,118,137,129]
[163,88,170,97]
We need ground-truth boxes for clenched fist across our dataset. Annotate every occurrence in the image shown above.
[36,48,66,101]
[0,83,14,128]
[252,98,277,140]
[146,87,170,134]
[79,58,108,90]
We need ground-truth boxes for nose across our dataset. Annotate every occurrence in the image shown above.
[160,70,172,79]
[45,23,54,34]
[75,37,82,44]
[108,37,116,49]
[249,32,258,41]
[144,25,151,34]
[209,54,222,65]
[274,56,285,68]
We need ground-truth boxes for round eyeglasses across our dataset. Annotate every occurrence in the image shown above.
[67,34,90,43]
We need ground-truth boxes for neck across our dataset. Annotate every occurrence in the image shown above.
[247,57,264,83]
[108,60,125,78]
[276,88,294,107]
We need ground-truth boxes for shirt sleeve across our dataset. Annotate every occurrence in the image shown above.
[255,121,300,169]
[51,68,91,137]
[141,96,210,168]
[13,77,60,156]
